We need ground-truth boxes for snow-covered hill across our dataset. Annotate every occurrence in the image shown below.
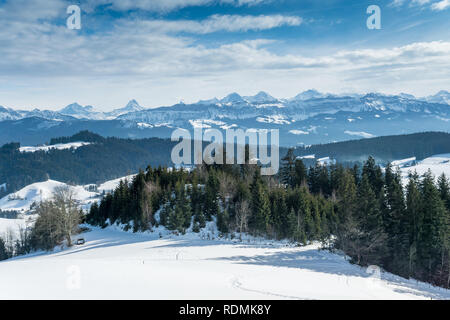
[0,225,448,299]
[392,154,450,185]
[0,180,98,213]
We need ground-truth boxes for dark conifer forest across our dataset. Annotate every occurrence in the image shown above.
[0,131,176,197]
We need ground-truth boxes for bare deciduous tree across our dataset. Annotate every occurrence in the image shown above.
[31,186,82,250]
[235,200,250,240]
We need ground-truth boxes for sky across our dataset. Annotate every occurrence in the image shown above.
[0,0,449,111]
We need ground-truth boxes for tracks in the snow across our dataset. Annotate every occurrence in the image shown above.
[231,277,315,300]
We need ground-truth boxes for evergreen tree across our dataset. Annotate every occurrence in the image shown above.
[204,171,220,220]
[362,157,384,198]
[0,237,9,261]
[335,170,357,253]
[405,171,422,277]
[294,159,308,187]
[280,148,296,187]
[353,173,387,265]
[383,164,408,275]
[269,190,288,239]
[250,183,270,235]
[286,208,297,240]
[438,174,450,210]
[418,170,447,281]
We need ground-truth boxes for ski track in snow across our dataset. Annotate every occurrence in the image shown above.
[230,276,315,300]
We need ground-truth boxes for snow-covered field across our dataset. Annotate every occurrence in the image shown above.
[0,225,449,300]
[393,154,450,185]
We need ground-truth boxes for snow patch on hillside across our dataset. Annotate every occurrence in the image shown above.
[256,115,290,125]
[391,157,416,167]
[395,154,450,185]
[289,130,309,135]
[344,131,376,138]
[19,142,91,153]
[97,174,137,194]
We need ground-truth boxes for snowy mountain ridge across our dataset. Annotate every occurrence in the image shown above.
[2,90,449,122]
[1,90,449,146]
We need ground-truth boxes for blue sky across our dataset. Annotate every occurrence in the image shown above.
[0,0,449,111]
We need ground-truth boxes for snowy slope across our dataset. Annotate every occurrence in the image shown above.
[0,226,448,299]
[0,180,97,213]
[393,154,450,185]
[0,217,29,238]
[0,173,138,216]
[97,174,136,194]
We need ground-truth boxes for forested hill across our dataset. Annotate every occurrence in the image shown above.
[0,131,176,196]
[295,132,450,163]
[1,131,450,196]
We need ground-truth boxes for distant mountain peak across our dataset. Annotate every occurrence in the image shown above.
[423,90,450,105]
[220,93,246,104]
[244,91,278,104]
[197,97,219,105]
[292,89,325,101]
[60,103,94,114]
[124,99,143,111]
[398,93,416,99]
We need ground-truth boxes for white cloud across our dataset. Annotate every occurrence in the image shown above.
[0,0,449,110]
[431,0,450,10]
[392,0,450,10]
[391,0,430,6]
[132,14,302,34]
[84,0,270,12]
[0,0,65,21]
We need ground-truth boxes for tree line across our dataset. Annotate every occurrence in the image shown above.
[295,131,450,163]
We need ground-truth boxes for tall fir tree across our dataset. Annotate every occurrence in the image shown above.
[280,148,296,187]
[383,164,408,275]
[405,171,422,277]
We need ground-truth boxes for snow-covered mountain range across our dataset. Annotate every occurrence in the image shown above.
[1,90,449,146]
